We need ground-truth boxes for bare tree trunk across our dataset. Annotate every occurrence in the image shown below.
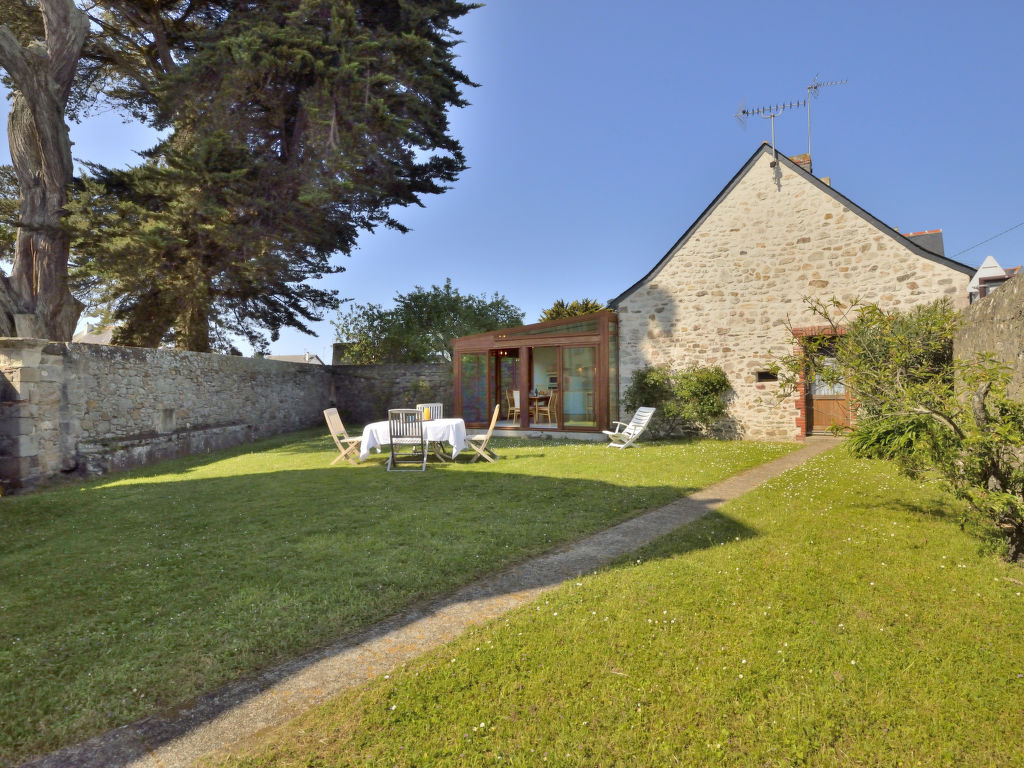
[0,0,88,339]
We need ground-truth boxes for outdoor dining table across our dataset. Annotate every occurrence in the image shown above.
[358,417,468,462]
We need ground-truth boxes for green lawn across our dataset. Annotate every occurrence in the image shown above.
[0,430,795,765]
[207,450,1024,768]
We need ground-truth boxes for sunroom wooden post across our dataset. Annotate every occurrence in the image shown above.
[518,345,530,428]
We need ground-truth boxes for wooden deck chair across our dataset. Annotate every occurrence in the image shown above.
[602,407,656,449]
[387,408,427,471]
[467,404,502,463]
[324,408,361,465]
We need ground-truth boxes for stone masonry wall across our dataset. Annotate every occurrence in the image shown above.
[954,274,1024,400]
[616,151,971,441]
[332,362,452,426]
[0,341,454,490]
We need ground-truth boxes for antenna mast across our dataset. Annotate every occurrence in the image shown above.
[805,75,846,158]
[734,100,806,166]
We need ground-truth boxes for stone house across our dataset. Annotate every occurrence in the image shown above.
[609,143,974,441]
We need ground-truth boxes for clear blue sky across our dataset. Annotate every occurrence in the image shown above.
[3,0,1023,358]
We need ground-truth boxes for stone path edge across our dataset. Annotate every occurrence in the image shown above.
[23,437,841,768]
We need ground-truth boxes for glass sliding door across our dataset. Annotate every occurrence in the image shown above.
[562,346,597,428]
[492,349,520,425]
[460,353,488,423]
[530,346,558,428]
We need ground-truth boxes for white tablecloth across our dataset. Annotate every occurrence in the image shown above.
[359,417,467,461]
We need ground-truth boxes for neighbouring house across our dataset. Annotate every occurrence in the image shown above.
[968,254,1021,303]
[71,323,115,345]
[608,143,974,441]
[265,352,325,365]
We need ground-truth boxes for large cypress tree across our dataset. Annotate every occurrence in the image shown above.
[69,0,477,352]
[0,0,88,340]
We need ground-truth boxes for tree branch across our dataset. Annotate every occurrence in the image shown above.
[0,24,33,86]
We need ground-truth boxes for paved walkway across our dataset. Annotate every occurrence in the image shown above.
[26,438,840,768]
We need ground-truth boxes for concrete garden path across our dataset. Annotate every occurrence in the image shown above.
[26,437,840,768]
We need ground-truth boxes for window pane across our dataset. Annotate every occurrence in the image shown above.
[808,357,846,396]
[562,347,596,427]
[460,353,488,422]
[608,336,618,424]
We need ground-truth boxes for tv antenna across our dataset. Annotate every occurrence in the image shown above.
[734,99,806,177]
[805,75,846,158]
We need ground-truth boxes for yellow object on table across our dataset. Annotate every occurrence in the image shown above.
[423,407,431,420]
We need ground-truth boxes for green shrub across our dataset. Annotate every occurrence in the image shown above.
[622,364,730,438]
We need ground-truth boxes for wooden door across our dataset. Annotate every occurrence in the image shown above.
[806,356,851,434]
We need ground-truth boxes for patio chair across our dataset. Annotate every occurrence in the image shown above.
[467,404,502,463]
[387,408,427,471]
[535,390,558,424]
[602,407,656,449]
[323,407,361,465]
[415,402,444,421]
[416,402,449,460]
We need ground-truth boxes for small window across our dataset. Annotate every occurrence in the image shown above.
[756,371,779,383]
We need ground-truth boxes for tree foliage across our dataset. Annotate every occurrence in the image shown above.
[779,298,1024,561]
[538,298,605,322]
[622,364,730,439]
[0,165,16,265]
[62,0,478,351]
[333,279,523,363]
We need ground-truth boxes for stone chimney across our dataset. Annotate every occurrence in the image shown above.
[789,153,813,174]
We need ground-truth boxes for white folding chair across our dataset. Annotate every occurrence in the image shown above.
[602,407,656,449]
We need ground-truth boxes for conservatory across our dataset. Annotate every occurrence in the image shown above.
[451,310,618,432]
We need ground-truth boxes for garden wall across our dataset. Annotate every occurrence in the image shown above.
[332,362,452,425]
[0,340,451,491]
[954,274,1024,399]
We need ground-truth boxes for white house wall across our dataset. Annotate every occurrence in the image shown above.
[616,151,970,441]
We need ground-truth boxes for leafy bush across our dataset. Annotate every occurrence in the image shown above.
[778,297,1024,562]
[622,364,730,438]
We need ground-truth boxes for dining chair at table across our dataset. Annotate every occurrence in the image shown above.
[416,402,450,461]
[535,390,558,424]
[387,408,427,471]
[323,407,360,465]
[508,389,521,423]
[415,402,444,421]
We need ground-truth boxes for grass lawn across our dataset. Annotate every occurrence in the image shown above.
[0,430,795,765]
[206,450,1024,768]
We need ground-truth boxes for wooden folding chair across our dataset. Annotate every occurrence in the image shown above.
[324,408,360,465]
[467,404,501,463]
[387,408,427,471]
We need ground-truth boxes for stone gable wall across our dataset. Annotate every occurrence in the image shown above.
[616,152,971,441]
[0,342,452,490]
[954,275,1024,399]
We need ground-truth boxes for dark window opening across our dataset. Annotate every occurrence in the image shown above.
[756,371,779,383]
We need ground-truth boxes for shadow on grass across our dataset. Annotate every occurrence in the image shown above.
[16,462,746,768]
[610,510,760,568]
